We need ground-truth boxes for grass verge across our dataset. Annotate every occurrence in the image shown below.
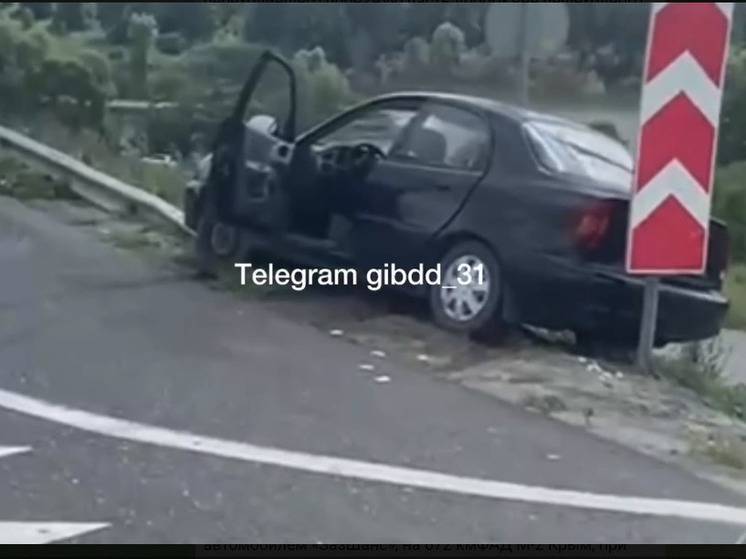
[725,263,746,330]
[655,339,746,421]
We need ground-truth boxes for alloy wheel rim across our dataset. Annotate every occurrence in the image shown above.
[440,255,492,322]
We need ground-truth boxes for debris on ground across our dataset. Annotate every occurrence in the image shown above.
[450,344,746,495]
[31,195,746,497]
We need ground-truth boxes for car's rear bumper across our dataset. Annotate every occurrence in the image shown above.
[508,256,729,344]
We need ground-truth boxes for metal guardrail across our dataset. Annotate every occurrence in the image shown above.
[0,125,193,237]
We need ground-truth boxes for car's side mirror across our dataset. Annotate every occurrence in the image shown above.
[247,114,278,136]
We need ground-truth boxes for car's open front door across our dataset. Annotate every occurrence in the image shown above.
[207,50,297,231]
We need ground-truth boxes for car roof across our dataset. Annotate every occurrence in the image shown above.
[370,91,580,127]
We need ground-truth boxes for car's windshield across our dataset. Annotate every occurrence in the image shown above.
[525,120,634,192]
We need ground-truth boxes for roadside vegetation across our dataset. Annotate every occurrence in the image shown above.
[655,338,745,418]
[725,264,746,330]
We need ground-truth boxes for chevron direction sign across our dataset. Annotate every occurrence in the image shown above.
[627,2,734,275]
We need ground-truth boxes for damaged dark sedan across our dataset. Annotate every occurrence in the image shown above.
[185,51,729,346]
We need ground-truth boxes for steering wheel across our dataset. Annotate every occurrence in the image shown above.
[349,143,385,171]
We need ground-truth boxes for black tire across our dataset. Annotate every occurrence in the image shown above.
[194,195,241,278]
[429,240,505,336]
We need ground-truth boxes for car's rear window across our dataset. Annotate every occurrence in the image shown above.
[524,120,634,192]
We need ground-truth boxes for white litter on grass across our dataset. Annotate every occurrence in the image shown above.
[416,354,429,363]
[586,362,603,374]
[546,454,561,461]
[599,372,615,388]
[358,364,375,372]
[370,350,387,359]
[374,376,391,384]
[329,329,344,337]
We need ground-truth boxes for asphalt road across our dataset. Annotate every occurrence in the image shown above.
[1,196,746,544]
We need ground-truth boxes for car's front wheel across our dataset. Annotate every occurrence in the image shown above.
[195,195,242,278]
[429,240,505,337]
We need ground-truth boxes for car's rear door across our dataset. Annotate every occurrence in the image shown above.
[351,101,492,268]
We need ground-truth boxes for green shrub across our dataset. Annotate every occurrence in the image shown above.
[155,32,186,56]
[79,49,112,90]
[430,22,465,73]
[185,40,264,81]
[720,48,746,165]
[25,58,106,132]
[15,30,48,72]
[20,2,53,21]
[293,47,355,128]
[149,67,189,102]
[12,6,34,30]
[51,2,96,34]
[145,107,194,155]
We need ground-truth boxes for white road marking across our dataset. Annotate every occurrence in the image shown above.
[0,444,109,543]
[0,387,745,527]
[0,446,30,459]
[0,522,109,544]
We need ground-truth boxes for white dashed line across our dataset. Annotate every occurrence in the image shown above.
[0,522,109,544]
[0,387,745,527]
[0,444,108,543]
[0,446,30,459]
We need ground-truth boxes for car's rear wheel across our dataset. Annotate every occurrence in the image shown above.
[429,240,505,336]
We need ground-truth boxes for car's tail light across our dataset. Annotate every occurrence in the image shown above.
[574,201,615,253]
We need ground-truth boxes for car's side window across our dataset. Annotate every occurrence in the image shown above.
[393,103,491,172]
[313,105,418,155]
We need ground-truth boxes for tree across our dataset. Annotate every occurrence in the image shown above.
[567,3,650,86]
[719,48,746,165]
[12,6,35,29]
[141,2,216,42]
[344,3,408,70]
[52,2,97,33]
[442,3,487,47]
[20,2,52,20]
[97,2,130,30]
[128,12,158,99]
[430,22,466,73]
[402,2,447,39]
[26,58,106,132]
[244,3,350,65]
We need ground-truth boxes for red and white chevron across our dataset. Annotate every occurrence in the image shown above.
[627,2,734,275]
